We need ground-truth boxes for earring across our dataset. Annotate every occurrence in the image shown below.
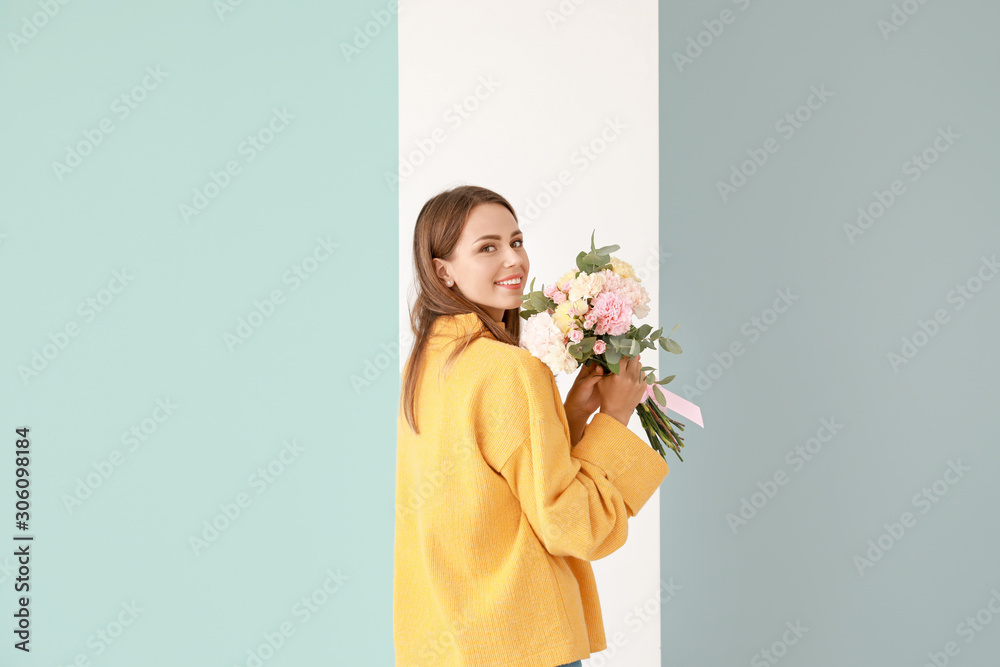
[446,279,452,286]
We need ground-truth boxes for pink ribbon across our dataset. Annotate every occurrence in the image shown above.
[642,383,704,428]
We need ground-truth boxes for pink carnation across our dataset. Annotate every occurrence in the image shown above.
[599,269,649,318]
[589,290,632,336]
[543,284,558,299]
[601,270,625,293]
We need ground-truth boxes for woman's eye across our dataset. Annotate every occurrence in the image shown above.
[481,239,523,253]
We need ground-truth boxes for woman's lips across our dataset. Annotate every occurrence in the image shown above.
[494,278,522,289]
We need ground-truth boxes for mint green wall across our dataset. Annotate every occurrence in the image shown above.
[1,1,396,664]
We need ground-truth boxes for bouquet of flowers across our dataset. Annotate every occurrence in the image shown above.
[518,232,697,461]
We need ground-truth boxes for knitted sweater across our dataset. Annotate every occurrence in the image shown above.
[394,312,670,667]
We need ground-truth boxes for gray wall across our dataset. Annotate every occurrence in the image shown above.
[659,1,1000,665]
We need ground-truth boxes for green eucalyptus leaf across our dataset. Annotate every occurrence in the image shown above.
[605,346,621,364]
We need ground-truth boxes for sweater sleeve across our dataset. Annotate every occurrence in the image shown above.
[475,349,670,561]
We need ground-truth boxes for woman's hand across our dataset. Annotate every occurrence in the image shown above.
[597,355,648,425]
[564,361,606,419]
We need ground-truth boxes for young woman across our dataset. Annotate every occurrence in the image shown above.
[394,185,670,667]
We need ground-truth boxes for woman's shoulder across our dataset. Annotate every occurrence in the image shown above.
[467,338,553,388]
[423,313,553,386]
[464,334,535,365]
[471,335,530,360]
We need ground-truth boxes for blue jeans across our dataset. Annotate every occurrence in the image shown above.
[555,662,582,667]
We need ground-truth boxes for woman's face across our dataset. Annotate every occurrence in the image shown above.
[434,203,529,323]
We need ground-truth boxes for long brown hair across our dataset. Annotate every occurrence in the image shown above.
[400,185,523,435]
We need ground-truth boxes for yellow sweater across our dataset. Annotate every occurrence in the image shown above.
[394,312,670,667]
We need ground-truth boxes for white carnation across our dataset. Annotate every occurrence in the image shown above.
[568,272,606,302]
[519,312,579,375]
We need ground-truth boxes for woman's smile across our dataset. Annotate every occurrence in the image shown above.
[494,273,523,289]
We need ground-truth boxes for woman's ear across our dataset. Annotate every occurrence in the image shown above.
[432,258,449,283]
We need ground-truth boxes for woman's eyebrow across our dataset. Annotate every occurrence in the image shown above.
[473,232,523,243]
